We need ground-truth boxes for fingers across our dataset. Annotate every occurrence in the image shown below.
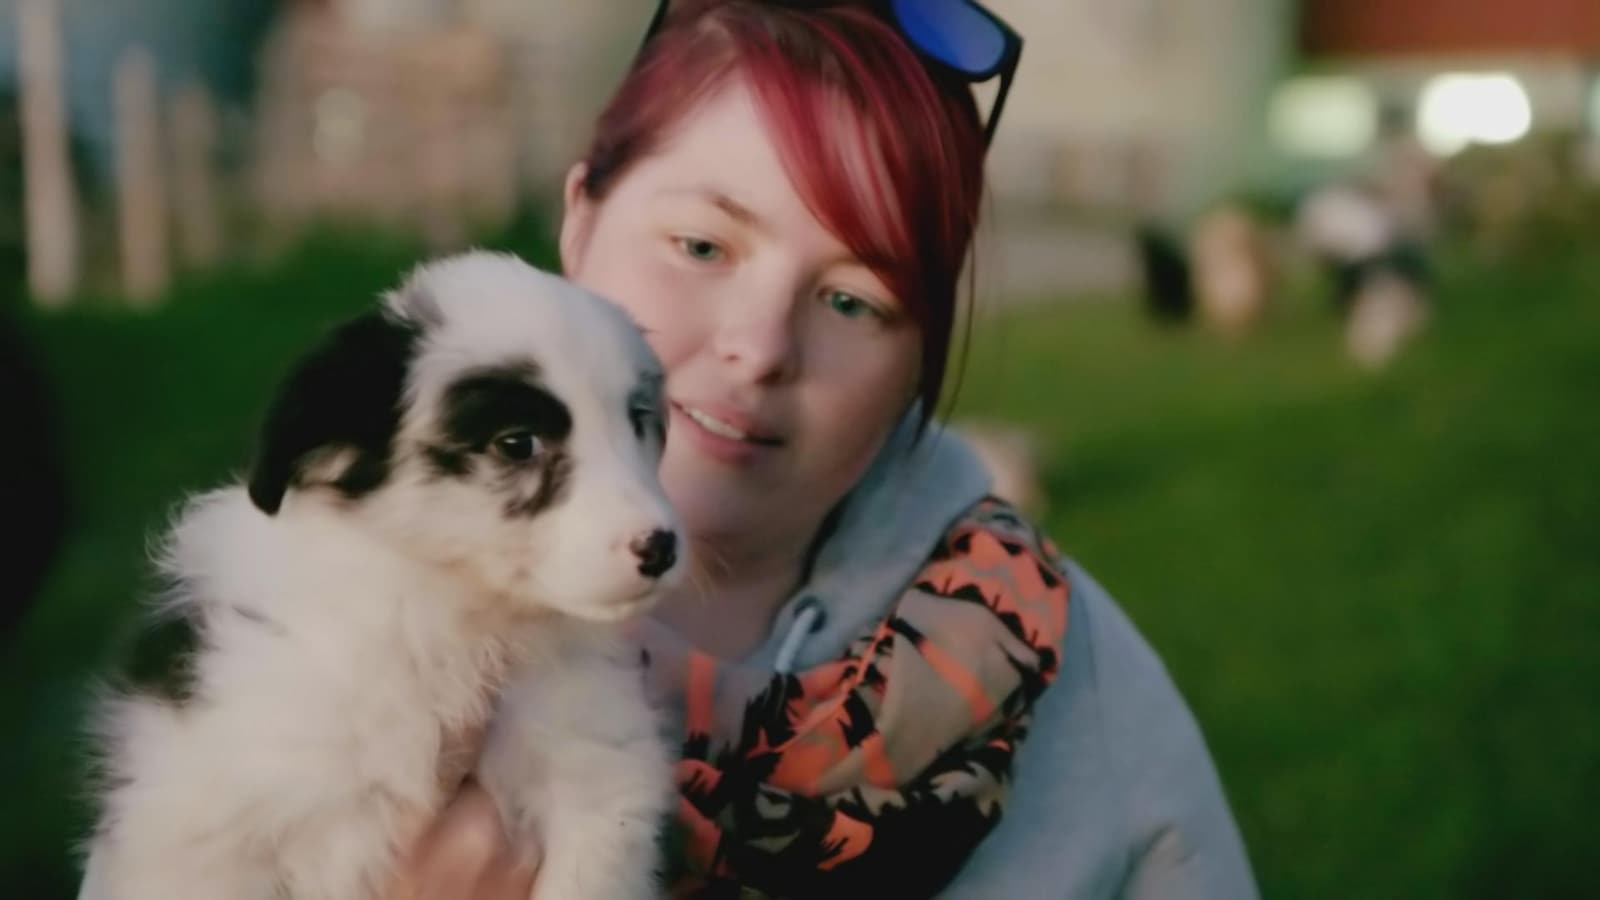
[385,781,540,900]
[471,850,540,900]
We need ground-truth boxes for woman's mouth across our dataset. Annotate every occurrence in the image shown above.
[671,402,785,464]
[678,405,780,445]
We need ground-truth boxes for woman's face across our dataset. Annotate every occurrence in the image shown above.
[560,81,922,557]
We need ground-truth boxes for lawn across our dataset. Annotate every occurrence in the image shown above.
[2,224,1595,899]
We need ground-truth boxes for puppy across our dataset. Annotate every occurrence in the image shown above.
[78,252,681,900]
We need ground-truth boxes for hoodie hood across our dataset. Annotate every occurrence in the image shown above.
[743,410,994,673]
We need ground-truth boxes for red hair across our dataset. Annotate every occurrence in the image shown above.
[577,1,986,426]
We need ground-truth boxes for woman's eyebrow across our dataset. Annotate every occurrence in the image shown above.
[660,186,768,233]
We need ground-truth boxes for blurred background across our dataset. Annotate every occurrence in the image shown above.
[1,0,1596,897]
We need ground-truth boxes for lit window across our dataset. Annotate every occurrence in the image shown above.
[1268,76,1378,159]
[1416,73,1532,156]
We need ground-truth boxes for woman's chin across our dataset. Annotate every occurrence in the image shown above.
[664,465,759,531]
[677,497,759,547]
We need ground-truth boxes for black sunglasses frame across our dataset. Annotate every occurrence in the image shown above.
[636,0,1022,148]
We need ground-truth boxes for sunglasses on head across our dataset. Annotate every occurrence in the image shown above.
[637,0,1023,148]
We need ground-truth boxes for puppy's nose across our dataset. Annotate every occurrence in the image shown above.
[630,529,677,579]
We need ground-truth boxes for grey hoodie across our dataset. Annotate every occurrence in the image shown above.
[740,417,1260,899]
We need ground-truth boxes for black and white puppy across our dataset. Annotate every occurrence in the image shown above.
[78,252,681,900]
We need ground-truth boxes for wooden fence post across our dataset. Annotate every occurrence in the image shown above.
[114,46,170,305]
[17,0,81,306]
[169,83,223,269]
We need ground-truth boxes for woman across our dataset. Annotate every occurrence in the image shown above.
[388,2,1257,897]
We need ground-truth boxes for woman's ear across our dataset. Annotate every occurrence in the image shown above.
[559,162,594,276]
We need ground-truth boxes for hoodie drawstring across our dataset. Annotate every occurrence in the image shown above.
[773,595,826,674]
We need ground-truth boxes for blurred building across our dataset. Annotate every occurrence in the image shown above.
[984,0,1296,224]
[252,0,643,239]
[0,0,273,179]
[11,2,1596,225]
[250,0,1302,232]
[1266,0,1600,185]
[251,1,519,239]
[20,1,1598,293]
[1,0,1298,248]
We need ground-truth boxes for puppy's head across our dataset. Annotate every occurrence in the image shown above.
[248,251,683,621]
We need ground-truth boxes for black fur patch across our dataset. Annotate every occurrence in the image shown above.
[248,311,419,514]
[438,365,571,450]
[628,372,666,444]
[627,405,648,442]
[119,604,204,705]
[430,365,575,517]
[423,444,472,479]
[504,449,572,518]
[118,597,287,707]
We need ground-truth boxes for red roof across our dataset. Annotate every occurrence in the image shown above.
[1300,0,1600,57]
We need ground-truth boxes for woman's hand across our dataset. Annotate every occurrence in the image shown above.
[383,780,540,900]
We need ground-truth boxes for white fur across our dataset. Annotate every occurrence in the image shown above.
[79,253,680,900]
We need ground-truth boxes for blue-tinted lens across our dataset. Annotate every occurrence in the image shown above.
[890,0,1007,76]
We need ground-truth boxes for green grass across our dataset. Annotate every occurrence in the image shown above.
[956,250,1600,898]
[2,227,1595,898]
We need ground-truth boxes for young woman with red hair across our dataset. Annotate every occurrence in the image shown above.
[388,3,1256,897]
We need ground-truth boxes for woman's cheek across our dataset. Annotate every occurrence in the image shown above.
[624,259,708,366]
[598,246,684,327]
[628,239,683,286]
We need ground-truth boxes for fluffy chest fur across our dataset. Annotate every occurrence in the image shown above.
[86,489,646,900]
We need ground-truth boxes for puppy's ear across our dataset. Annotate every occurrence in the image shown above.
[248,311,418,515]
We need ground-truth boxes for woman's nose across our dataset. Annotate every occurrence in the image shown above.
[713,288,802,385]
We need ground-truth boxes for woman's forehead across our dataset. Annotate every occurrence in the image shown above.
[625,81,897,256]
[634,83,785,185]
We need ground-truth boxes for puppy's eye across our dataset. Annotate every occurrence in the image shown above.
[630,399,665,445]
[491,430,542,463]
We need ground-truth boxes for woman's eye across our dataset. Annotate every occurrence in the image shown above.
[677,237,725,263]
[491,431,541,463]
[825,289,877,320]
